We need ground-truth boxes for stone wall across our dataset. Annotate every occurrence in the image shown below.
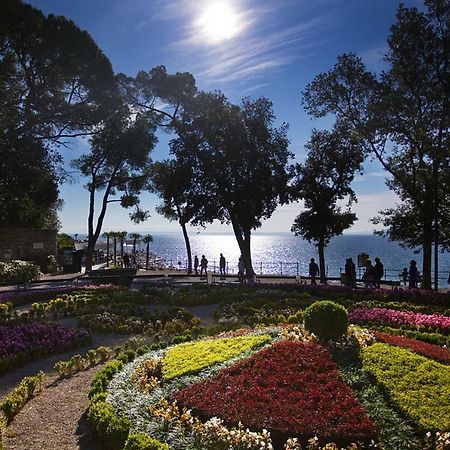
[0,228,57,262]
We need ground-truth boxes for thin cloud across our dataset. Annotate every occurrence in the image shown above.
[149,1,330,89]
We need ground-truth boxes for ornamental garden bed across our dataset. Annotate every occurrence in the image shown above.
[90,324,450,450]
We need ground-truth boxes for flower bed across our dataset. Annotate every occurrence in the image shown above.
[372,331,450,364]
[362,343,450,431]
[349,307,450,334]
[0,322,89,374]
[173,340,376,447]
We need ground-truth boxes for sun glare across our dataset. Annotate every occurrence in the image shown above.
[197,1,241,43]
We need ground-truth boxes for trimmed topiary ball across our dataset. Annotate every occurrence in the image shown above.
[303,300,348,341]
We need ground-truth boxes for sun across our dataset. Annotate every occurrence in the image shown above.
[197,1,242,43]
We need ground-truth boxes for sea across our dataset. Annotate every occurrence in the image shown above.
[125,233,450,285]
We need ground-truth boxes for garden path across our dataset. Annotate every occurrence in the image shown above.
[3,365,103,450]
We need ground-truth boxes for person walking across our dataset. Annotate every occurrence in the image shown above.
[219,253,226,278]
[409,260,418,288]
[373,257,384,288]
[200,255,208,277]
[344,257,356,288]
[193,255,199,275]
[309,258,320,285]
[401,267,408,286]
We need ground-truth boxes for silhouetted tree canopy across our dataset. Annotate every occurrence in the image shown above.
[72,114,157,270]
[291,125,363,281]
[151,160,196,274]
[0,0,118,228]
[302,0,450,289]
[170,92,292,276]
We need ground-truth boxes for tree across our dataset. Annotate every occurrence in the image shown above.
[129,233,141,254]
[151,160,196,274]
[142,234,154,270]
[171,93,292,276]
[72,114,157,271]
[117,66,197,128]
[117,231,128,266]
[302,0,450,289]
[0,0,118,228]
[291,126,363,282]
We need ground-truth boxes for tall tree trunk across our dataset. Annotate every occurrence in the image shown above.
[113,238,117,266]
[230,217,255,277]
[120,238,124,267]
[318,238,326,283]
[133,239,137,254]
[422,220,433,290]
[180,220,192,274]
[106,236,110,268]
[146,242,150,270]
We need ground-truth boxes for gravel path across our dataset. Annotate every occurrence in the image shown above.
[4,366,103,450]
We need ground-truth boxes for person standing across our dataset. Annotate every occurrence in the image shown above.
[344,258,356,288]
[219,253,226,278]
[193,255,199,275]
[238,256,245,283]
[200,255,208,277]
[409,260,418,288]
[373,257,384,288]
[363,259,375,288]
[309,258,320,285]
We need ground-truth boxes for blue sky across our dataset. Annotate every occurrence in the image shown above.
[28,0,423,235]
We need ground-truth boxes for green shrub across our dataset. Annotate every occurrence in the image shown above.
[303,300,348,341]
[0,371,45,423]
[0,260,42,284]
[88,400,130,450]
[286,310,303,324]
[124,432,169,450]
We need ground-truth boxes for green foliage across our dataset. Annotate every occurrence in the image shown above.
[303,300,349,341]
[88,360,123,399]
[88,400,130,450]
[163,334,271,381]
[0,371,45,423]
[124,432,169,450]
[362,343,450,430]
[286,310,304,324]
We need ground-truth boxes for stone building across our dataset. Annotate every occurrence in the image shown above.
[0,228,57,262]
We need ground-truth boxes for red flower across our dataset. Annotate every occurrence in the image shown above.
[173,341,376,446]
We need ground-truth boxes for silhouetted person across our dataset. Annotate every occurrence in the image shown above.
[373,257,384,288]
[194,255,199,275]
[309,258,320,285]
[219,253,226,278]
[200,255,208,277]
[123,253,130,269]
[401,267,408,286]
[409,260,418,288]
[344,257,356,288]
[448,271,450,285]
[363,259,375,288]
[238,256,245,283]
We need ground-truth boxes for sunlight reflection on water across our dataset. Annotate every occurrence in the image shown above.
[142,233,450,282]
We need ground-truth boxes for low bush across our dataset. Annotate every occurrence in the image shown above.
[303,301,349,341]
[124,432,169,450]
[0,260,42,284]
[0,371,45,423]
